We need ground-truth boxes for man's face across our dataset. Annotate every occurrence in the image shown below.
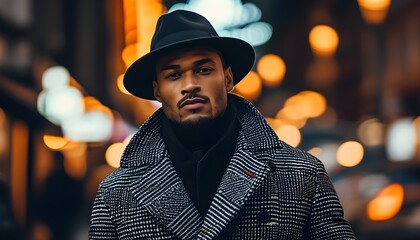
[153,48,233,125]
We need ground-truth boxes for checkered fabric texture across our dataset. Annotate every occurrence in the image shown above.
[89,95,356,240]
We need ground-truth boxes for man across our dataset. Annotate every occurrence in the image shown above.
[89,10,355,239]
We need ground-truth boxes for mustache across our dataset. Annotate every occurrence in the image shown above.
[177,92,210,108]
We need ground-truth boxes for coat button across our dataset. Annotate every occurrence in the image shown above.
[258,210,271,223]
[267,162,276,172]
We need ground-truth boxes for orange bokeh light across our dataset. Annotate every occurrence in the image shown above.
[357,0,391,25]
[117,74,131,95]
[309,25,339,57]
[367,183,404,221]
[43,135,68,150]
[275,125,301,147]
[257,54,286,87]
[122,43,140,67]
[336,141,364,167]
[233,71,262,102]
[105,142,125,168]
[358,0,391,10]
[281,91,327,119]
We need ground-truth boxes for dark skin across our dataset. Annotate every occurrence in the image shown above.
[153,48,234,125]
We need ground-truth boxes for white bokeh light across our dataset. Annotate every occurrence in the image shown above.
[386,118,416,161]
[313,143,339,173]
[168,0,271,47]
[242,22,273,46]
[44,86,84,124]
[62,110,113,142]
[42,66,70,89]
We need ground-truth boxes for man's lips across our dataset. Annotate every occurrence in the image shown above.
[179,98,208,109]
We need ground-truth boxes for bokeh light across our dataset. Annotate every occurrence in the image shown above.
[44,86,85,124]
[169,1,272,47]
[123,0,137,33]
[122,133,135,145]
[277,91,327,123]
[61,142,87,159]
[275,125,301,147]
[309,25,339,57]
[300,91,327,118]
[84,97,102,111]
[386,118,416,161]
[42,66,70,90]
[336,141,364,167]
[307,147,322,157]
[358,0,391,10]
[233,70,262,102]
[242,22,273,46]
[43,135,68,150]
[314,143,340,173]
[121,43,140,67]
[105,142,125,168]
[257,54,286,87]
[62,110,114,142]
[275,107,308,129]
[367,183,404,221]
[357,0,391,25]
[117,74,130,95]
[357,118,385,147]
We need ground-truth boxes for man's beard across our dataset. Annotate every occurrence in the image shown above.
[177,116,214,132]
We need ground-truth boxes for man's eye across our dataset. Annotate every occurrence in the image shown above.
[197,67,213,74]
[166,72,180,79]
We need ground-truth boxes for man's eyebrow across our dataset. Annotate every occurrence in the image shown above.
[159,64,180,72]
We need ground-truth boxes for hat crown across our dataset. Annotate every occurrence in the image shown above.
[124,10,255,100]
[151,10,219,51]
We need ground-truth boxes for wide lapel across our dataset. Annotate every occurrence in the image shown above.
[129,154,203,239]
[123,109,202,240]
[197,142,270,239]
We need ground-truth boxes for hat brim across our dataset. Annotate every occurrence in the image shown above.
[123,36,255,100]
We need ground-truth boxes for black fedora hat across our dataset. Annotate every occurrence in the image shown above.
[123,10,255,100]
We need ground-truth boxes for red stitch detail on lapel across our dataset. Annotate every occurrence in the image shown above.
[243,168,256,178]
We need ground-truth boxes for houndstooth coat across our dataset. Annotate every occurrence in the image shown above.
[89,95,356,239]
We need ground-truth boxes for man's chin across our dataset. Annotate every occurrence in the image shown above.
[178,116,213,129]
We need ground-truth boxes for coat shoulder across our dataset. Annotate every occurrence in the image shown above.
[271,142,324,176]
[97,165,149,199]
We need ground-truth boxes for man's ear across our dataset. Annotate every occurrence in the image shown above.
[225,67,234,91]
[152,81,162,102]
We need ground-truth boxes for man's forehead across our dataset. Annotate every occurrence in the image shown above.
[157,47,222,66]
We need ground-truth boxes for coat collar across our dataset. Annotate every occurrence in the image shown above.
[120,94,283,168]
[121,94,284,239]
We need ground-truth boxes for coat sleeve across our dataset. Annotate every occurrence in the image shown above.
[89,185,118,239]
[305,160,356,239]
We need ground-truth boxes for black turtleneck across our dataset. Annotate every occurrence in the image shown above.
[161,98,240,216]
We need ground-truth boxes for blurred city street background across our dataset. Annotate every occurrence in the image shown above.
[0,0,419,239]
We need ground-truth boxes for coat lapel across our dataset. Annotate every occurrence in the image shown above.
[197,144,270,239]
[197,95,283,239]
[121,109,202,239]
[129,155,203,239]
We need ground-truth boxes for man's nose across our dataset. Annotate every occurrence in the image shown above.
[181,73,201,95]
